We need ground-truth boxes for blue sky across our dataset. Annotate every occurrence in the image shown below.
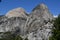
[0,0,60,16]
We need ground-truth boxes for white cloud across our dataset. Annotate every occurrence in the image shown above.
[54,15,58,18]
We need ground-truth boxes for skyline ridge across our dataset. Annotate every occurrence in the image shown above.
[0,0,60,16]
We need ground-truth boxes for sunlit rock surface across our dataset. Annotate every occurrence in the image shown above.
[6,7,28,18]
[31,3,53,21]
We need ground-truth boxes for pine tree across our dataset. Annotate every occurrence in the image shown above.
[49,14,60,40]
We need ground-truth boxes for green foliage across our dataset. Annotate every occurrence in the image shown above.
[0,32,23,40]
[0,31,29,40]
[0,32,3,34]
[25,37,28,40]
[15,35,23,40]
[49,14,60,40]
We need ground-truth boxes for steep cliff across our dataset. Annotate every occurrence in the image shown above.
[31,3,53,21]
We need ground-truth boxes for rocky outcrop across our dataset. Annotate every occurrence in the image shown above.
[27,21,53,40]
[6,7,28,18]
[0,3,54,40]
[26,3,53,40]
[31,3,53,21]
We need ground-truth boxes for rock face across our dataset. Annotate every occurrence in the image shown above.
[31,3,53,21]
[0,3,54,40]
[6,7,28,18]
[0,17,26,34]
[25,3,53,40]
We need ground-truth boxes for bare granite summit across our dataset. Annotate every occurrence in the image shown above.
[6,7,28,18]
[31,3,53,21]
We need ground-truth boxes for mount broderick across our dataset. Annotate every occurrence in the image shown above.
[0,3,54,40]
